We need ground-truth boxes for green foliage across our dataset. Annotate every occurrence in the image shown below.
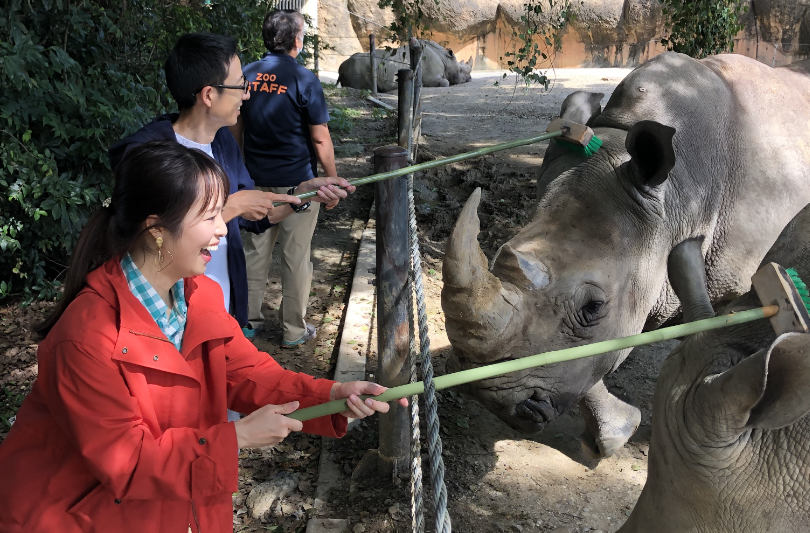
[0,0,327,302]
[500,0,578,89]
[327,106,361,133]
[659,0,747,59]
[371,107,395,120]
[377,0,439,42]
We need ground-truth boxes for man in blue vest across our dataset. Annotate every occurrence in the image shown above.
[110,33,354,338]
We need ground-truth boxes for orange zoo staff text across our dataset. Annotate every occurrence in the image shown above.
[251,72,287,94]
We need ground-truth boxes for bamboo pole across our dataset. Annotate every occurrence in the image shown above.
[288,305,778,421]
[273,130,565,207]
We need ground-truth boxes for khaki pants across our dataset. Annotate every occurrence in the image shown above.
[242,186,320,343]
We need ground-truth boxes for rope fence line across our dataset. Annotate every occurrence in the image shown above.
[404,54,452,533]
[407,169,452,533]
[407,56,426,533]
[408,183,426,533]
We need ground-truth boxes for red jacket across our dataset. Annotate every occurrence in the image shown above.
[0,259,346,533]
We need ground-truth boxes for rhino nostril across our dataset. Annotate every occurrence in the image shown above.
[515,397,556,423]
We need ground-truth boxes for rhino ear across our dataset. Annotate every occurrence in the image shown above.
[698,333,810,432]
[749,332,810,429]
[626,120,676,188]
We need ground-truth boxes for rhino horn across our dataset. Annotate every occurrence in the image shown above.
[442,188,525,361]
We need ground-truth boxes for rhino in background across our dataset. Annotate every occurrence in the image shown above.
[337,39,472,92]
[618,204,810,532]
[441,53,810,459]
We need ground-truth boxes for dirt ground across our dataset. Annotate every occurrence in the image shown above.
[0,68,683,533]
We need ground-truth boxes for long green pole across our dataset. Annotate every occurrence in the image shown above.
[288,305,777,421]
[272,130,564,207]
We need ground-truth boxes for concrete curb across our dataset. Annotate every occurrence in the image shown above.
[308,203,377,533]
[332,202,376,387]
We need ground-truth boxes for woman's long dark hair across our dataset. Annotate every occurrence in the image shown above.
[35,141,229,336]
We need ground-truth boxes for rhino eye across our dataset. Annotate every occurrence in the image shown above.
[580,300,605,324]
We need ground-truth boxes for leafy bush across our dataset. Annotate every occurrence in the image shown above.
[660,0,747,58]
[500,0,578,89]
[328,106,362,133]
[0,0,325,302]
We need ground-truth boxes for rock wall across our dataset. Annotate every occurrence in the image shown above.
[316,0,810,71]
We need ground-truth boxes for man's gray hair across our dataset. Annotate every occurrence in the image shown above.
[262,10,304,54]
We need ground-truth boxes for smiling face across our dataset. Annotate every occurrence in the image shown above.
[149,183,227,282]
[208,55,250,128]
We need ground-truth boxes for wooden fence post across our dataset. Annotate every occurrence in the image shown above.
[409,38,423,125]
[313,34,320,77]
[397,69,414,150]
[370,33,378,97]
[351,70,415,483]
[374,144,411,479]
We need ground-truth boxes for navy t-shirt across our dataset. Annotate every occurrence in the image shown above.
[241,53,330,187]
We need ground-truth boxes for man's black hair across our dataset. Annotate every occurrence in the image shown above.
[165,33,238,111]
[262,10,303,54]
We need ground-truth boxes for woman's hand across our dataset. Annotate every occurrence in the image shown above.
[297,177,356,209]
[329,381,408,419]
[233,402,304,449]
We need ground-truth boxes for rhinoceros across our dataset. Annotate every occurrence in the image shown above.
[441,52,810,458]
[337,40,472,92]
[618,204,810,532]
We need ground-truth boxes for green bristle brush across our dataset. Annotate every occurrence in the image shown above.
[545,118,604,157]
[786,268,810,310]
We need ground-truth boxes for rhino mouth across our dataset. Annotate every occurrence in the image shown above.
[448,351,562,433]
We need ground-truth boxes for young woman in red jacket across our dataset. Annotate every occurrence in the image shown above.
[0,141,403,533]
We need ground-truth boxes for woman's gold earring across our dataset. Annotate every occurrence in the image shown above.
[155,236,164,269]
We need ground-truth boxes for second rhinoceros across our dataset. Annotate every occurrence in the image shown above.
[337,40,472,92]
[442,52,810,458]
[619,205,810,532]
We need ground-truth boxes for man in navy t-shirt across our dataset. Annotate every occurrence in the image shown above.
[231,9,338,348]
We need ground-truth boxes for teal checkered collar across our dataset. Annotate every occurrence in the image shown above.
[120,253,187,352]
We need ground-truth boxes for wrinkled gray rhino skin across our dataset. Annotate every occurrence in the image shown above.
[442,53,810,458]
[619,204,810,532]
[337,40,472,92]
